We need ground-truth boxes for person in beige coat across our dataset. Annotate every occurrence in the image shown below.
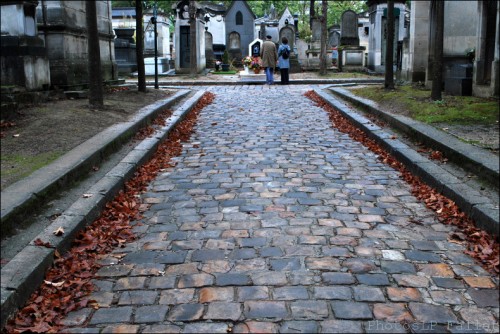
[260,35,278,85]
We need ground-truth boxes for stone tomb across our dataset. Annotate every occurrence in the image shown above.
[144,58,170,75]
[339,10,365,70]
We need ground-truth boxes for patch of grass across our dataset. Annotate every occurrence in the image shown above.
[328,72,376,79]
[212,71,237,75]
[351,84,499,124]
[1,151,63,189]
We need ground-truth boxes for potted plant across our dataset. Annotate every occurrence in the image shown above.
[221,50,230,72]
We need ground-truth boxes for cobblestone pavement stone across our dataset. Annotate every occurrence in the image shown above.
[62,85,499,333]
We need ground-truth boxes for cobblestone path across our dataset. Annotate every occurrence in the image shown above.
[63,86,499,333]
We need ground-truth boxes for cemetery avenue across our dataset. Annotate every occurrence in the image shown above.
[1,0,499,332]
[3,84,497,333]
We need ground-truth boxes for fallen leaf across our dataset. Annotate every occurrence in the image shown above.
[304,90,499,276]
[429,150,444,161]
[44,280,65,287]
[82,194,93,198]
[9,91,394,333]
[33,238,53,248]
[53,227,65,236]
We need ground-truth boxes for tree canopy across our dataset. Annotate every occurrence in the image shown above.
[112,0,368,34]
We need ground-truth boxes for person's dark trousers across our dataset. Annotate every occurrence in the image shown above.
[265,67,274,84]
[280,68,289,85]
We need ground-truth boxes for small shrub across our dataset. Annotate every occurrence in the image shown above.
[222,50,229,64]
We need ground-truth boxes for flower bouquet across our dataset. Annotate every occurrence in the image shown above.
[248,57,261,73]
[242,56,252,66]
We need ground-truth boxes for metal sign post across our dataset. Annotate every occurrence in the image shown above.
[153,1,158,89]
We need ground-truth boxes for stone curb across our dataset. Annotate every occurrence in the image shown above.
[327,86,499,189]
[314,88,499,237]
[0,90,206,329]
[143,78,385,86]
[0,90,190,234]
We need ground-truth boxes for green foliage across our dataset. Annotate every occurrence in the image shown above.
[222,50,230,64]
[326,1,367,25]
[112,0,134,7]
[212,70,237,75]
[112,0,177,30]
[350,85,499,125]
[112,1,369,42]
[243,1,368,36]
[299,25,312,41]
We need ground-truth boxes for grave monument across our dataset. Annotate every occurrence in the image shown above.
[338,10,365,71]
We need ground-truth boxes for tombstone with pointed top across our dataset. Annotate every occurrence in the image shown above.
[249,39,263,58]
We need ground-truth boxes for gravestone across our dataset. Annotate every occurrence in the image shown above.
[279,26,295,50]
[205,31,214,68]
[311,18,322,41]
[340,10,359,46]
[329,30,340,47]
[338,9,365,71]
[249,39,263,57]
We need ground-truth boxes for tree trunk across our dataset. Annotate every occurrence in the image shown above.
[431,0,444,100]
[319,0,328,75]
[136,0,146,92]
[310,0,315,29]
[384,0,395,90]
[85,1,103,109]
[189,0,197,77]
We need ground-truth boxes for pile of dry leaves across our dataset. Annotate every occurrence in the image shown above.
[3,92,215,333]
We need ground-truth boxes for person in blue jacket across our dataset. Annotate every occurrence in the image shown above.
[277,37,291,85]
